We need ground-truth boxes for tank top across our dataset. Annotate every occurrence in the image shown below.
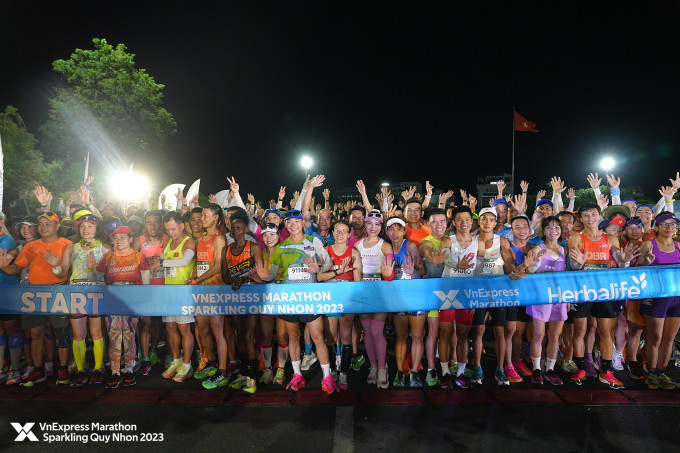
[650,239,680,266]
[225,241,254,283]
[391,239,412,280]
[421,234,442,252]
[443,235,478,277]
[405,224,432,245]
[535,243,566,273]
[578,230,610,270]
[163,236,195,285]
[481,235,504,276]
[510,242,528,267]
[196,232,223,285]
[70,242,104,284]
[356,238,385,280]
[327,245,354,281]
[140,235,168,285]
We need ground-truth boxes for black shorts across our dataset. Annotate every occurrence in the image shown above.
[472,308,506,327]
[572,301,619,319]
[70,314,102,319]
[278,314,322,324]
[506,306,531,323]
[0,314,20,322]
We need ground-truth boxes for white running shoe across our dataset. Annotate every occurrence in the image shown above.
[301,352,318,371]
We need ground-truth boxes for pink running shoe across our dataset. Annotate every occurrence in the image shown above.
[322,375,340,395]
[513,360,532,377]
[504,365,523,383]
[286,373,306,391]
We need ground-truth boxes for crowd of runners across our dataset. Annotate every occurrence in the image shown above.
[0,170,679,395]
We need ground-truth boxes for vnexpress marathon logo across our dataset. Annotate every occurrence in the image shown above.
[11,422,164,443]
[547,273,648,303]
[433,288,521,309]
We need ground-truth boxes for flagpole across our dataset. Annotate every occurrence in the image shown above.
[511,106,515,195]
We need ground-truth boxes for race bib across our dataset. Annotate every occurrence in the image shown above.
[71,279,96,286]
[362,273,382,282]
[288,264,310,280]
[584,263,607,271]
[481,260,501,276]
[197,261,209,277]
[164,267,177,278]
[394,267,412,280]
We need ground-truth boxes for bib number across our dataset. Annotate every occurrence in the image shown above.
[197,261,209,277]
[288,265,310,280]
[164,267,177,278]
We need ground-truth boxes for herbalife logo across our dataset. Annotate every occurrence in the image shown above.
[547,273,647,304]
[433,290,465,310]
[12,423,39,441]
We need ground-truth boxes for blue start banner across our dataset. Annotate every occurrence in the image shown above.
[1,265,678,316]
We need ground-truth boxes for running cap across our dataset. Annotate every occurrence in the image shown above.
[625,217,644,228]
[536,199,553,208]
[385,217,406,228]
[105,218,123,235]
[602,205,630,220]
[491,199,510,208]
[479,207,497,218]
[636,204,654,212]
[654,212,680,225]
[599,217,625,230]
[109,225,134,238]
[621,199,637,206]
[127,215,143,225]
[264,208,282,219]
[72,209,94,221]
[472,213,479,220]
[284,209,303,221]
[261,223,279,235]
[76,214,99,225]
[16,218,37,227]
[365,209,383,223]
[38,211,60,224]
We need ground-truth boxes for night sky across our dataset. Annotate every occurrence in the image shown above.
[2,3,680,204]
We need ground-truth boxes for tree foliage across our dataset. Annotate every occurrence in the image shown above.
[40,38,177,175]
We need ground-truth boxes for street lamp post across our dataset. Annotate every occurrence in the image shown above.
[600,156,615,172]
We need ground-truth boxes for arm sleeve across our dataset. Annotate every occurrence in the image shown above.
[567,198,575,212]
[295,189,307,210]
[551,191,564,213]
[164,249,195,268]
[653,196,665,215]
[231,193,246,210]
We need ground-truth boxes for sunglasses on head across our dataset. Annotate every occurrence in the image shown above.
[284,210,302,219]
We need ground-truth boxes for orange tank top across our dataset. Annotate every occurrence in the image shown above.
[196,232,223,285]
[225,241,254,281]
[579,230,610,270]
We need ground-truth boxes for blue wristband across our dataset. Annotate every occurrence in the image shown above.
[610,187,621,197]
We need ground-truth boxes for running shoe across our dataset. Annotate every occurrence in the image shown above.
[504,365,523,384]
[149,351,161,366]
[570,369,586,385]
[350,354,365,371]
[531,369,544,385]
[286,373,306,391]
[455,375,472,389]
[449,362,458,376]
[656,373,677,390]
[138,361,152,376]
[301,352,318,371]
[495,368,509,386]
[338,373,348,390]
[584,359,597,378]
[44,361,54,377]
[6,370,20,386]
[409,372,423,388]
[106,373,122,389]
[162,360,183,379]
[123,371,136,387]
[612,349,624,371]
[89,369,104,386]
[225,361,240,377]
[0,367,7,383]
[471,366,483,385]
[393,371,406,388]
[22,370,46,387]
[242,377,257,394]
[561,360,577,374]
[646,373,660,390]
[463,368,474,378]
[70,371,89,388]
[377,369,389,389]
[260,367,274,385]
[598,370,624,389]
[544,369,563,386]
[322,375,340,395]
[173,364,193,382]
[21,365,35,381]
[273,367,286,385]
[628,361,645,380]
[194,364,218,381]
[56,367,70,386]
[230,375,248,390]
[440,373,453,389]
[202,372,228,390]
[367,366,378,385]
[512,360,532,377]
[426,370,440,387]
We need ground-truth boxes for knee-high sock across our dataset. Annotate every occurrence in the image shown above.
[360,319,377,367]
[8,334,22,371]
[369,321,387,370]
[261,344,273,368]
[93,337,105,371]
[73,339,87,371]
[341,344,352,373]
[277,343,289,368]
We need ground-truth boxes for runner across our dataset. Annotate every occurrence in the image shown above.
[0,214,21,385]
[638,212,680,389]
[157,211,196,383]
[95,224,150,387]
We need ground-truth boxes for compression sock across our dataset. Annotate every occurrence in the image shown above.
[8,334,22,371]
[93,337,105,371]
[73,339,87,371]
[260,344,272,369]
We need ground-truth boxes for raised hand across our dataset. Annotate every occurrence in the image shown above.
[644,250,656,266]
[606,174,620,188]
[191,194,199,206]
[511,194,527,213]
[496,180,506,195]
[33,186,51,206]
[322,188,330,200]
[550,176,566,194]
[523,248,546,268]
[278,186,286,200]
[659,185,675,201]
[86,251,97,270]
[79,185,91,205]
[208,194,218,204]
[302,255,320,274]
[356,180,367,195]
[160,194,167,208]
[569,248,587,267]
[456,253,475,270]
[375,193,384,205]
[309,175,325,189]
[520,180,529,193]
[176,187,186,203]
[426,181,434,196]
[42,249,60,267]
[621,243,640,263]
[440,190,453,202]
[338,256,352,275]
[0,249,13,268]
[587,172,602,190]
[407,186,417,199]
[536,189,546,200]
[460,189,468,202]
[301,175,311,191]
[402,256,415,276]
[85,175,95,186]
[293,191,300,203]
[467,195,477,212]
[669,172,680,190]
[414,193,422,201]
[597,193,609,210]
[381,255,395,278]
[248,193,255,204]
[567,188,576,200]
[227,176,240,194]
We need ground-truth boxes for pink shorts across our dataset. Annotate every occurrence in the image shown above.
[526,304,568,323]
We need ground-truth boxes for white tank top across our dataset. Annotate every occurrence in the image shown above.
[356,238,385,276]
[481,235,504,276]
[443,234,479,278]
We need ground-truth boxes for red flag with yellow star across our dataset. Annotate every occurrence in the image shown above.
[514,111,538,133]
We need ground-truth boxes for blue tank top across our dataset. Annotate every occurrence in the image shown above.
[510,243,527,266]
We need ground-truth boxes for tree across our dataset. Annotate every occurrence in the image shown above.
[0,106,47,212]
[40,38,177,183]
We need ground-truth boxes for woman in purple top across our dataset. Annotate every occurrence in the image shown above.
[638,212,680,390]
[515,216,567,386]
